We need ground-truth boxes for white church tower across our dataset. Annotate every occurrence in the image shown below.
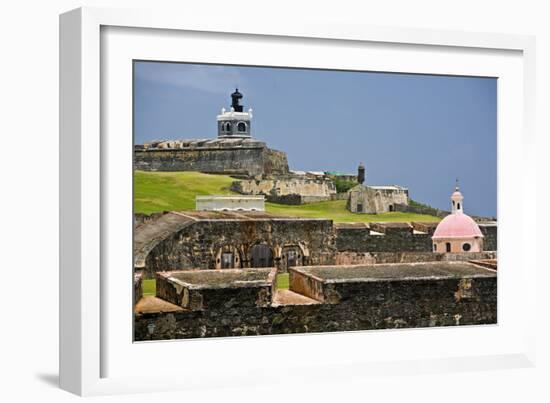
[217,89,253,139]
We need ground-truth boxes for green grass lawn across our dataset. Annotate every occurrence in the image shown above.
[276,273,289,289]
[134,170,440,222]
[142,279,156,296]
[266,199,440,223]
[134,171,235,214]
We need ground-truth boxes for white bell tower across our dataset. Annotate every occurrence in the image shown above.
[450,180,464,214]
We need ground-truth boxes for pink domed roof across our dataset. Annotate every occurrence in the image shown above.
[432,213,483,239]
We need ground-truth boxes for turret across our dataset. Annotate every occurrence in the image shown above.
[451,181,464,214]
[357,163,365,185]
[231,89,243,112]
[217,89,252,138]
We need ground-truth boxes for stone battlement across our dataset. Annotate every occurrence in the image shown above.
[134,138,289,177]
[134,261,497,340]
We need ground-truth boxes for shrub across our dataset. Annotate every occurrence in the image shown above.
[332,177,357,194]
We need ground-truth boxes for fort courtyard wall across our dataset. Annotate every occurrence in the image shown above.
[134,212,498,276]
[137,212,336,276]
[134,262,497,341]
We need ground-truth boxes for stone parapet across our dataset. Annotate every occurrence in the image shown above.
[135,261,497,341]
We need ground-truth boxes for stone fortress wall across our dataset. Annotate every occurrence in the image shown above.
[134,262,497,341]
[134,211,337,276]
[347,185,409,214]
[230,176,337,204]
[134,139,289,178]
[134,211,497,277]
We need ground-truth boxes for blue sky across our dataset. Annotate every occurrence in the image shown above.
[134,61,497,217]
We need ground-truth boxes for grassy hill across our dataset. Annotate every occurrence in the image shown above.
[134,171,440,222]
[134,171,235,214]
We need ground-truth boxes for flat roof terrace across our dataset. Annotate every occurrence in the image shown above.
[294,261,496,283]
[289,261,496,303]
[159,268,276,290]
[156,268,277,310]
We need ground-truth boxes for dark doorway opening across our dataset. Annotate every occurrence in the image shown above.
[221,252,235,269]
[446,242,451,253]
[250,244,274,267]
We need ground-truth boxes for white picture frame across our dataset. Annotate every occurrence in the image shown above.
[59,6,537,396]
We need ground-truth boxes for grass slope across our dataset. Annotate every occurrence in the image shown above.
[134,171,235,214]
[134,171,440,222]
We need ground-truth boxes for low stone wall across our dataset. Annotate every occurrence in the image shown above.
[133,271,143,306]
[394,203,448,218]
[395,203,497,224]
[134,262,497,340]
[156,268,276,310]
[335,223,433,253]
[231,176,336,204]
[134,212,166,227]
[334,251,496,265]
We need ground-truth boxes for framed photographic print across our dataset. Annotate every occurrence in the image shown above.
[60,7,537,396]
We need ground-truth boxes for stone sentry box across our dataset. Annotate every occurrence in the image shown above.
[289,261,497,305]
[156,268,277,310]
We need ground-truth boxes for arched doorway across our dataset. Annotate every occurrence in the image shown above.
[215,246,241,269]
[250,244,274,268]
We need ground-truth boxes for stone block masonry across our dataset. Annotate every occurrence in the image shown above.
[134,212,498,276]
[135,211,336,276]
[479,223,497,251]
[156,268,276,310]
[134,261,497,340]
[231,176,336,204]
[133,271,143,306]
[334,222,433,253]
[134,139,289,178]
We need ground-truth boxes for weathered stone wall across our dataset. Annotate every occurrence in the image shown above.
[335,224,433,253]
[395,203,497,222]
[394,203,448,218]
[144,218,337,275]
[231,176,336,204]
[137,214,498,276]
[348,185,409,214]
[156,269,276,310]
[134,140,289,177]
[334,251,496,265]
[133,271,143,306]
[134,266,497,340]
[479,224,497,251]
